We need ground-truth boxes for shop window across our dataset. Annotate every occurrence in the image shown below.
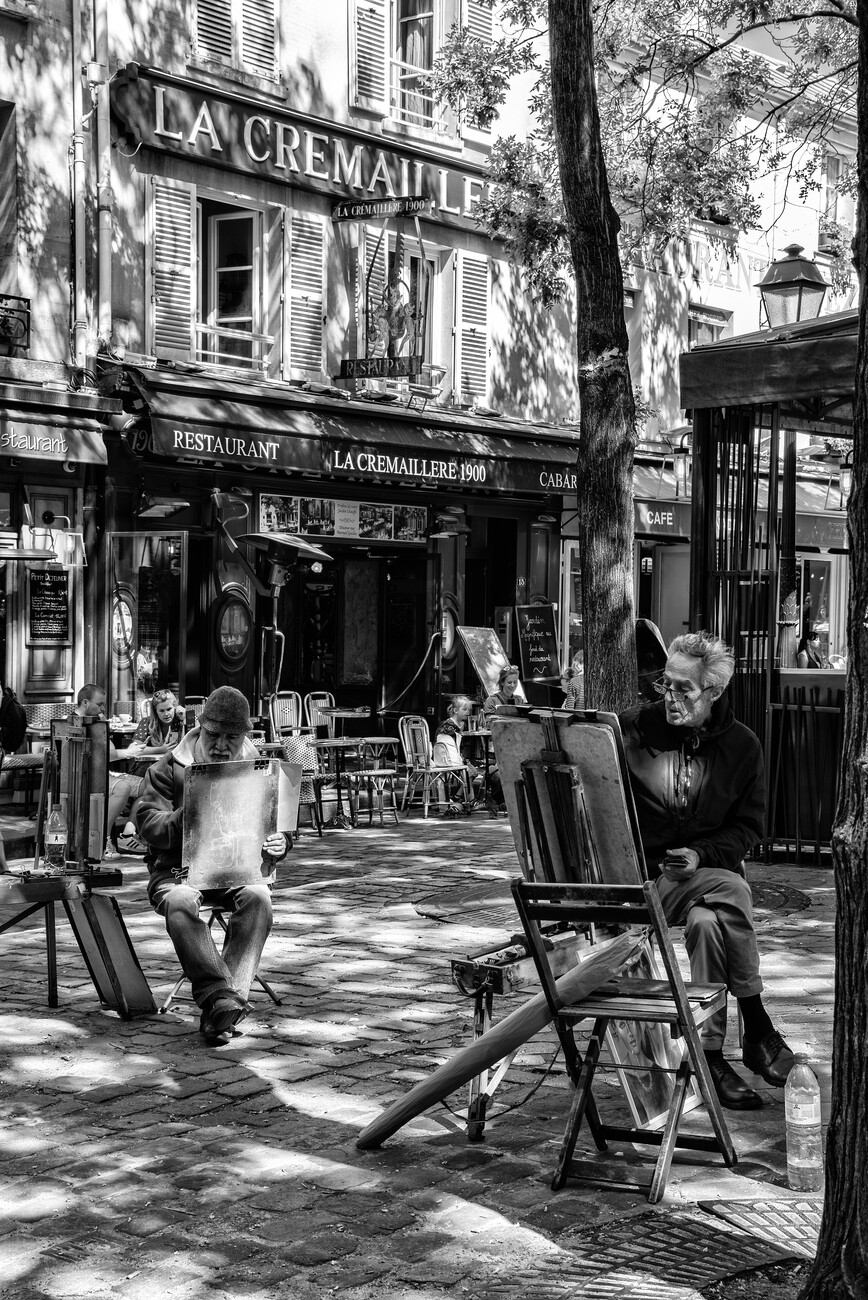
[688,303,730,349]
[109,534,187,712]
[194,0,278,81]
[146,179,325,377]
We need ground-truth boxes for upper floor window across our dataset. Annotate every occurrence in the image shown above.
[688,303,730,349]
[350,0,491,139]
[195,0,278,81]
[146,178,325,380]
[392,1,435,129]
[819,153,855,254]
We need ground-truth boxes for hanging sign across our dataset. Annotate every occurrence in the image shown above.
[332,195,430,222]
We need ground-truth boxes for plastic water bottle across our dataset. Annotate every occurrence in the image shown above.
[785,1058,824,1191]
[44,799,68,875]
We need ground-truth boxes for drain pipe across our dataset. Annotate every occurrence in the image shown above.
[70,0,88,372]
[94,0,112,351]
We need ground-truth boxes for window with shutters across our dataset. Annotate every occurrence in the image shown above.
[453,251,489,405]
[148,180,314,374]
[819,154,855,255]
[195,0,278,81]
[349,0,464,138]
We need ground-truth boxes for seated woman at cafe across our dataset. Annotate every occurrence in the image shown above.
[434,696,503,809]
[482,664,522,718]
[128,689,186,756]
[797,627,827,670]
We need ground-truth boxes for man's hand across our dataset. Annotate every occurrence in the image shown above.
[262,832,289,859]
[660,847,699,881]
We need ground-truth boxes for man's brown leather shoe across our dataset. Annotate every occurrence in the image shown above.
[705,1054,763,1109]
[742,1030,795,1087]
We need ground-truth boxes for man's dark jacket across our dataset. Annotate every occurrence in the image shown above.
[618,695,765,879]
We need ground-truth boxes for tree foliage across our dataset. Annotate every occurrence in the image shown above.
[428,0,858,302]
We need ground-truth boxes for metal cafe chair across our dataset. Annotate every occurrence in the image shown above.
[398,715,472,817]
[269,691,303,739]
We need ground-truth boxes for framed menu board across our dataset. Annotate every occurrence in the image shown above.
[26,568,72,646]
[515,603,560,681]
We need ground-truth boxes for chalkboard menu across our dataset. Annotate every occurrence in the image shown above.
[515,604,560,681]
[27,568,71,645]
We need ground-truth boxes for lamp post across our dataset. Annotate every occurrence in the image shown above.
[756,244,828,329]
[757,246,830,665]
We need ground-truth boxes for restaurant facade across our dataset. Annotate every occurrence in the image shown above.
[0,0,856,738]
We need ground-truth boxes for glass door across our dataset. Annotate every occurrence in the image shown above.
[109,533,187,715]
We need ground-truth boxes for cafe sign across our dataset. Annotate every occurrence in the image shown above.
[111,67,487,232]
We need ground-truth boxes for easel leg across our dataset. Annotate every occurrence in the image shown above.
[45,902,58,1008]
[467,987,493,1140]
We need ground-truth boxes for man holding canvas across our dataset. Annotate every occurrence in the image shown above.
[136,687,288,1046]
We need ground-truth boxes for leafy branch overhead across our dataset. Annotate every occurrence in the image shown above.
[427,0,857,303]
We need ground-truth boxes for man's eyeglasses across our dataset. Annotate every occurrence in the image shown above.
[652,676,713,702]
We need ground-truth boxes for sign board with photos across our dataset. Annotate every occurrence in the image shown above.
[259,494,427,544]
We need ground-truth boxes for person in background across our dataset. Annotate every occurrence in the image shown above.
[483,664,522,718]
[797,627,827,669]
[69,685,147,861]
[560,658,585,710]
[128,689,186,756]
[434,696,503,810]
[619,630,795,1111]
[135,686,288,1046]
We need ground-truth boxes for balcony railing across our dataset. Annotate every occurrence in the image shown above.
[0,294,31,352]
[194,322,274,372]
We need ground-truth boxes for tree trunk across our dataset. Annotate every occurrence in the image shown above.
[799,10,868,1297]
[548,0,637,713]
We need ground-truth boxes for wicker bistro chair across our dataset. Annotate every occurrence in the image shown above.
[278,728,325,836]
[398,715,472,817]
[303,691,336,737]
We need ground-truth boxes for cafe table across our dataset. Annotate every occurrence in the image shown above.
[317,706,371,737]
[312,737,362,829]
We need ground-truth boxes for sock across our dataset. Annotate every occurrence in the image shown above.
[738,995,773,1043]
[704,1047,724,1061]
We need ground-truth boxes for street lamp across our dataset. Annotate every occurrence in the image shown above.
[756,244,828,328]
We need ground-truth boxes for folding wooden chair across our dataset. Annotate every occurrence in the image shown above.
[511,878,736,1203]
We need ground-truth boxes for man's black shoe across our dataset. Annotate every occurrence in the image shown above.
[742,1030,796,1087]
[199,990,249,1046]
[705,1054,763,1109]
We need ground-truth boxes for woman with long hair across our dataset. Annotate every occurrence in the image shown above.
[107,691,186,856]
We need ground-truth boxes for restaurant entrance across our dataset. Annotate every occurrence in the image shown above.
[276,546,430,728]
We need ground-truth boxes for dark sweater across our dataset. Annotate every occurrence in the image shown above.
[618,696,765,878]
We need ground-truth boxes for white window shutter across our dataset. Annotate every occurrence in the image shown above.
[146,178,196,361]
[350,0,388,115]
[196,0,233,63]
[454,252,489,403]
[288,212,325,375]
[361,225,388,354]
[464,0,493,42]
[242,0,278,79]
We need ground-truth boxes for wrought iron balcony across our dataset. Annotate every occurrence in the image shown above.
[0,294,31,352]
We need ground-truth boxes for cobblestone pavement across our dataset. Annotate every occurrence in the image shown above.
[0,817,835,1299]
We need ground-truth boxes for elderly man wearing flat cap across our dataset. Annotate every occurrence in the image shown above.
[136,686,288,1046]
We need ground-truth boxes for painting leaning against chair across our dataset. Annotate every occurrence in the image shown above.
[135,686,289,1047]
[618,630,796,1111]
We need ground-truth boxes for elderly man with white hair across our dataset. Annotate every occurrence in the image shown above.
[619,630,795,1111]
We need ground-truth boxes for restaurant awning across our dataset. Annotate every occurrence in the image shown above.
[0,383,122,466]
[126,367,581,496]
[679,309,858,410]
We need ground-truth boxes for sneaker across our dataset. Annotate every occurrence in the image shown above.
[117,832,148,856]
[103,841,121,861]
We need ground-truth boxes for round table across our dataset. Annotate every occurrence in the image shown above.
[313,737,362,828]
